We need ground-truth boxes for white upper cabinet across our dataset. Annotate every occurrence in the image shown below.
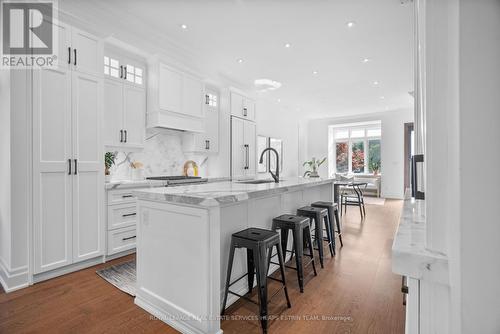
[71,27,102,77]
[182,88,219,153]
[103,48,146,150]
[230,91,256,121]
[147,61,205,132]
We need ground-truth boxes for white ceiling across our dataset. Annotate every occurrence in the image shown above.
[61,0,414,119]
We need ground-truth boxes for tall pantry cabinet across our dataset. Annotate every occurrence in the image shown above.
[32,22,104,274]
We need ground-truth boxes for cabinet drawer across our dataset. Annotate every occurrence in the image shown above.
[108,203,137,230]
[107,226,136,255]
[107,189,136,205]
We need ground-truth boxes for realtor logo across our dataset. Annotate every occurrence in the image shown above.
[1,0,57,68]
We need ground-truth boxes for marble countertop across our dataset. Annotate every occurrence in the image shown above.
[105,176,231,190]
[133,177,335,207]
[392,190,449,284]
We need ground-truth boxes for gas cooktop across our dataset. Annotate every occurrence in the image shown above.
[146,176,202,181]
[146,176,207,186]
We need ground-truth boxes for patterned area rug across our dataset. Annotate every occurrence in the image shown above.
[96,260,136,296]
[364,197,386,206]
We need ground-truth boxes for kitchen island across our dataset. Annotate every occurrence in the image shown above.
[132,178,335,334]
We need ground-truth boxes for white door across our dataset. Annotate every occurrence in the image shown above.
[71,27,102,77]
[71,72,103,262]
[182,74,204,118]
[230,92,244,117]
[231,117,246,179]
[32,68,73,274]
[123,84,146,147]
[103,78,124,146]
[244,121,257,177]
[159,64,182,113]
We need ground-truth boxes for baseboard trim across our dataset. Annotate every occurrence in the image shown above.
[0,258,29,293]
[33,256,104,283]
[135,288,223,334]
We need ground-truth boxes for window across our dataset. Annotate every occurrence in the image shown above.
[329,122,382,175]
[104,56,120,78]
[206,93,217,107]
[104,56,144,85]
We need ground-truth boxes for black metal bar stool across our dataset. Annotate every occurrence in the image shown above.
[296,206,335,268]
[221,227,291,334]
[311,201,343,247]
[267,214,317,293]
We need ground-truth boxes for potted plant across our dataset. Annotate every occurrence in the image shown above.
[303,157,326,178]
[104,152,116,182]
[369,161,381,176]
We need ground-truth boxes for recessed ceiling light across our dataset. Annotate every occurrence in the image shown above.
[237,58,244,63]
[312,70,318,75]
[180,24,188,30]
[380,96,385,100]
[347,21,355,28]
[373,81,379,85]
[284,43,291,48]
[363,58,371,63]
[277,98,281,103]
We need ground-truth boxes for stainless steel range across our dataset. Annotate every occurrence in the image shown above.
[146,176,208,186]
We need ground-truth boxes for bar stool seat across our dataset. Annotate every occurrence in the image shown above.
[221,227,291,334]
[296,206,335,268]
[311,201,343,247]
[268,214,317,292]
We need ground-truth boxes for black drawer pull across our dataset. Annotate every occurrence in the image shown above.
[122,235,136,241]
[122,213,136,217]
[121,195,133,198]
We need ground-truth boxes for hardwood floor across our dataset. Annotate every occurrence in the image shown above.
[0,199,404,334]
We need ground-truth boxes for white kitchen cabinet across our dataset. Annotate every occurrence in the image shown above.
[71,27,102,77]
[32,67,73,274]
[32,25,103,275]
[230,90,256,121]
[182,88,219,153]
[231,117,256,179]
[105,188,138,256]
[147,61,205,132]
[103,49,146,150]
[71,72,103,262]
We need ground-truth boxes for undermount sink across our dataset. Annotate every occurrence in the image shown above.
[236,179,277,184]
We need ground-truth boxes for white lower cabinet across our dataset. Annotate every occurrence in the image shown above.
[107,226,137,256]
[405,277,419,334]
[106,189,138,256]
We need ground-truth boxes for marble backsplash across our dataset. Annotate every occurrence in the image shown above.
[108,128,208,181]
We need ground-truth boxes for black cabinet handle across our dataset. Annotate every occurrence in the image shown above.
[205,94,209,105]
[207,140,210,150]
[244,144,249,169]
[123,66,127,80]
[68,159,72,175]
[122,235,136,241]
[120,130,123,143]
[411,154,425,199]
[243,107,248,117]
[74,49,77,66]
[119,65,123,78]
[122,213,136,217]
[68,47,71,64]
[74,159,78,175]
[401,276,408,306]
[122,195,133,198]
[124,130,127,143]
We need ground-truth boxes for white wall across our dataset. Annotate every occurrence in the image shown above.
[307,109,414,199]
[459,0,500,332]
[255,100,306,178]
